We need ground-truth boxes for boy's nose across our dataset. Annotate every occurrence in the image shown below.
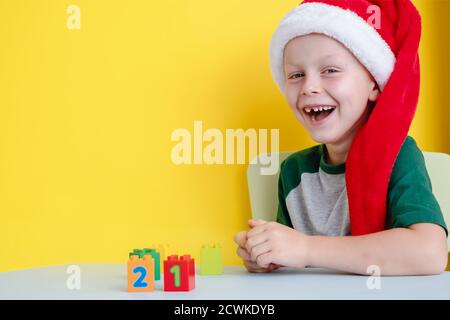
[301,76,322,95]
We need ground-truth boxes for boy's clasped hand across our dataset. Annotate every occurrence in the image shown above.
[234,219,310,272]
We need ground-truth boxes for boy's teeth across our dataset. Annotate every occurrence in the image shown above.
[304,105,336,113]
[305,106,334,112]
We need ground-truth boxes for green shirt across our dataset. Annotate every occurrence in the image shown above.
[276,136,448,236]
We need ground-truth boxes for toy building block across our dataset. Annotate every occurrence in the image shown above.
[143,248,161,280]
[200,243,223,275]
[129,248,161,280]
[149,243,170,262]
[127,254,154,292]
[163,254,195,291]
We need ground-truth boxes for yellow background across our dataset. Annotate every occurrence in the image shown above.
[0,0,449,272]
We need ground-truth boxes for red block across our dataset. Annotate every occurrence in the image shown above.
[163,254,195,291]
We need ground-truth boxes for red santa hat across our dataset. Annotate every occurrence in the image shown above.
[269,0,422,235]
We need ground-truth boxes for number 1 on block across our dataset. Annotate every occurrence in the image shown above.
[164,254,195,291]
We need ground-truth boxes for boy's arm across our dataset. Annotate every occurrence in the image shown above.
[307,223,448,276]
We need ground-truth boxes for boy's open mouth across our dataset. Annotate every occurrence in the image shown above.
[302,105,336,123]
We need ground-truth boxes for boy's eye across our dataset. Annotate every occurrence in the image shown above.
[324,68,338,74]
[288,69,338,79]
[289,73,304,79]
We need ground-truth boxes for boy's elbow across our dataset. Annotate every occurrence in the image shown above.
[422,243,448,275]
[421,235,448,275]
[409,223,448,275]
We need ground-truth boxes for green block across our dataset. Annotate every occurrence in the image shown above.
[128,248,161,280]
[143,248,161,281]
[200,244,223,275]
[129,249,145,258]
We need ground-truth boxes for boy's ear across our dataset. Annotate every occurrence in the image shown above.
[369,82,380,102]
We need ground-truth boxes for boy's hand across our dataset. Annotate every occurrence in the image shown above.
[245,219,310,269]
[233,220,281,273]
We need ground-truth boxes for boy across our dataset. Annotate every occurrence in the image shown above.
[234,0,448,276]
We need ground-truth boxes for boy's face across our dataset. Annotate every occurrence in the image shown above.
[283,33,379,145]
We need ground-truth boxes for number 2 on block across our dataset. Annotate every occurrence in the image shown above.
[170,264,181,287]
[133,266,148,288]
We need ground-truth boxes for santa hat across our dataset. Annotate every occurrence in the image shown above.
[269,0,421,235]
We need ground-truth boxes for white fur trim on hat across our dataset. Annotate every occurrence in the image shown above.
[269,2,396,94]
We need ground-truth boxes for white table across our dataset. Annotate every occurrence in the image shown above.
[1,264,449,300]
